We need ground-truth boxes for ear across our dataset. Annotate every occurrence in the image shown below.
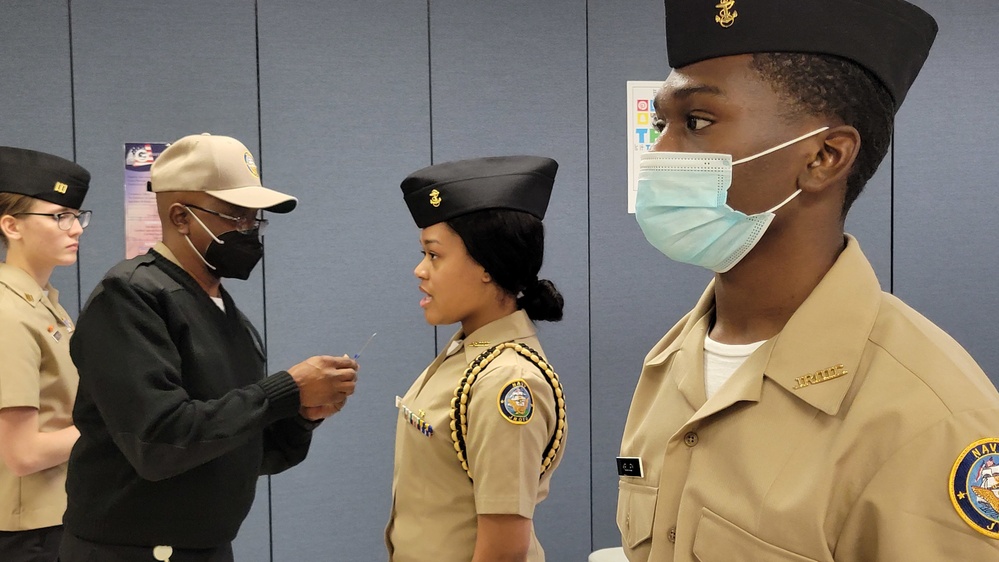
[798,125,861,194]
[168,203,192,235]
[481,270,493,284]
[0,215,22,242]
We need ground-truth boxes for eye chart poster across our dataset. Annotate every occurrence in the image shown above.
[627,81,662,213]
[124,142,169,259]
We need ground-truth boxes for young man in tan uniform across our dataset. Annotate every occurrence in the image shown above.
[618,1,999,560]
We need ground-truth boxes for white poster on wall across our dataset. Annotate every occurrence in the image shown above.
[124,143,169,259]
[626,81,662,214]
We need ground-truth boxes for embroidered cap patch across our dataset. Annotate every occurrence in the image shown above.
[949,438,999,538]
[498,379,533,424]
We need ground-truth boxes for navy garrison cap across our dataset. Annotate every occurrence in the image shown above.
[664,0,938,108]
[0,147,90,209]
[401,156,557,228]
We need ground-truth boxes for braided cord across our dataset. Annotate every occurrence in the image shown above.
[449,341,567,480]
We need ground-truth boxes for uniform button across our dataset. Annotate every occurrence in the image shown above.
[667,526,677,543]
[683,431,698,447]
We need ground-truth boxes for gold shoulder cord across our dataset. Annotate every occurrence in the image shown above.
[448,341,567,481]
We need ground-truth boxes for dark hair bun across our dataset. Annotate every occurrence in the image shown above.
[518,278,564,322]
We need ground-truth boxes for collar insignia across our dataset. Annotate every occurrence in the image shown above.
[792,364,848,390]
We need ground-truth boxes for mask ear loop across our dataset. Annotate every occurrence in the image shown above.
[182,205,221,271]
[732,126,830,165]
[185,206,225,244]
[733,127,828,215]
[765,189,802,214]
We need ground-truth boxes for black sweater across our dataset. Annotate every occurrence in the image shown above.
[65,249,313,548]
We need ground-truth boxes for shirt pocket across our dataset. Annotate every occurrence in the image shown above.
[693,507,819,562]
[617,480,658,549]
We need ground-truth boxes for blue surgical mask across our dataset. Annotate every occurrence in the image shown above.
[634,127,829,273]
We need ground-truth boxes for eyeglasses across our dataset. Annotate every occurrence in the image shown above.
[185,204,268,234]
[13,210,92,231]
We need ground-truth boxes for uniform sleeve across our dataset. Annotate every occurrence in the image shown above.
[0,306,42,409]
[259,416,319,475]
[835,408,999,560]
[466,361,556,518]
[70,275,301,482]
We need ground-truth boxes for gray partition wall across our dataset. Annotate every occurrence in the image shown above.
[0,2,79,313]
[1,1,996,560]
[894,0,999,376]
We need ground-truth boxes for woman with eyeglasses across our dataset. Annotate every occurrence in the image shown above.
[387,156,567,562]
[0,147,91,562]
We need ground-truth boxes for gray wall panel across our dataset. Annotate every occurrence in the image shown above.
[429,1,591,558]
[0,1,80,314]
[844,165,892,288]
[69,1,271,557]
[894,0,999,385]
[257,1,432,559]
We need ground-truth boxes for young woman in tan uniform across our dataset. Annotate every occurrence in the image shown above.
[387,156,568,562]
[0,147,90,562]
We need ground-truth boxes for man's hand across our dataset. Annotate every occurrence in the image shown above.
[287,355,357,409]
[300,395,348,421]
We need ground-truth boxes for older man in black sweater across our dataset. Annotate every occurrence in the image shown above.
[60,133,357,562]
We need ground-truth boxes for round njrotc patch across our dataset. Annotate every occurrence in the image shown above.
[950,438,999,538]
[244,151,259,178]
[497,379,533,424]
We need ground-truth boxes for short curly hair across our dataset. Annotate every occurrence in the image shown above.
[750,53,895,215]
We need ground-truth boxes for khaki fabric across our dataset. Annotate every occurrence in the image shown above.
[0,263,78,530]
[618,236,999,561]
[387,310,565,561]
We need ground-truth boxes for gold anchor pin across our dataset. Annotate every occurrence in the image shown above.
[429,189,442,207]
[715,0,738,28]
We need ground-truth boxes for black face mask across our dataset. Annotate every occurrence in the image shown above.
[203,230,263,280]
[185,209,264,280]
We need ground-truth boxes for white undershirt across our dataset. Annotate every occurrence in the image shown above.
[210,296,225,312]
[703,334,765,400]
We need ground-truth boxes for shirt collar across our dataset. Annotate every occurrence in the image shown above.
[763,235,880,415]
[152,241,183,267]
[643,235,880,416]
[455,309,538,364]
[0,262,55,308]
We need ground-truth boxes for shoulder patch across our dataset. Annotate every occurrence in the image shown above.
[497,379,533,424]
[949,438,999,538]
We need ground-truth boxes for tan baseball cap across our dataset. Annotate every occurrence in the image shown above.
[148,133,297,213]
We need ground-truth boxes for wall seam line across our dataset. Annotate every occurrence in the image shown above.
[252,2,275,561]
[890,129,895,295]
[68,0,82,314]
[584,0,595,553]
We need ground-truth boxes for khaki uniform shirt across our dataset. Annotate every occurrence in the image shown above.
[387,310,565,561]
[618,236,999,561]
[0,263,78,530]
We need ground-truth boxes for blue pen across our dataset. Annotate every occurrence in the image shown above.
[353,332,377,360]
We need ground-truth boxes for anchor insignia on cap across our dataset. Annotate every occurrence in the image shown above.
[429,189,442,208]
[715,0,737,28]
